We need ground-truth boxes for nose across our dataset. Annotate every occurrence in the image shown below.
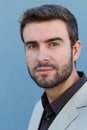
[37,47,50,63]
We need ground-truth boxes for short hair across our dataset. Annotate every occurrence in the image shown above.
[20,4,79,46]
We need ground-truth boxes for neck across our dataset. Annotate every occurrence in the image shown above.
[45,70,80,103]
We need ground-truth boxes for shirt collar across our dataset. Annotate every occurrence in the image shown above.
[41,71,87,116]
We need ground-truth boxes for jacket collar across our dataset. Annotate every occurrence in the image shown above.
[28,82,87,130]
[48,96,79,130]
[48,81,87,130]
[28,100,43,130]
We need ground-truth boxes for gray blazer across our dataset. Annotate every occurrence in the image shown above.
[28,81,87,130]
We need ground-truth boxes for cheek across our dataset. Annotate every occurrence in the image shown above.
[26,52,37,68]
[53,49,71,64]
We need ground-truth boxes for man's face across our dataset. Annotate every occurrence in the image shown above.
[23,20,74,89]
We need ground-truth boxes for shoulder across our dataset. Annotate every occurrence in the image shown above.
[67,106,87,130]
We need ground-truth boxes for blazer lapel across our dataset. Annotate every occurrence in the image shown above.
[48,97,79,130]
[28,100,43,130]
[48,82,87,130]
[28,82,87,130]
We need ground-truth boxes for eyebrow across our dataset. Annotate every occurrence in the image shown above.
[25,37,64,45]
[25,41,37,46]
[44,37,64,43]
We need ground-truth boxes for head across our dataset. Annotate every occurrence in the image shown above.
[20,4,79,46]
[19,4,81,89]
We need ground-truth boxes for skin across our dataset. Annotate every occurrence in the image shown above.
[23,20,82,103]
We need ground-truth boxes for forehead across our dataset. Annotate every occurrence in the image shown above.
[23,20,69,42]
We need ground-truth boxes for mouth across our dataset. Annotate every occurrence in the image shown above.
[36,67,54,75]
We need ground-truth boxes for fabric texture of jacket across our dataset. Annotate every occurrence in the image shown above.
[28,81,87,130]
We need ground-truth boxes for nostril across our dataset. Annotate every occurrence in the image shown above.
[37,53,50,63]
[37,47,50,63]
[37,56,49,63]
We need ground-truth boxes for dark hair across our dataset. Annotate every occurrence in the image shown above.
[20,4,79,46]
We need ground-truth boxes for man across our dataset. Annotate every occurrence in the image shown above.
[20,4,87,130]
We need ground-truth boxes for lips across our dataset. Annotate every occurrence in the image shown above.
[36,67,54,75]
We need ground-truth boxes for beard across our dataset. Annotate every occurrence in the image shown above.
[27,52,73,89]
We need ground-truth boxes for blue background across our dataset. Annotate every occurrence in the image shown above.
[0,0,87,130]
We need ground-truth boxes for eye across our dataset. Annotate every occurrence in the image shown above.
[50,42,58,47]
[26,43,38,49]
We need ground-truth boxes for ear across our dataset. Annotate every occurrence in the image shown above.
[73,40,82,62]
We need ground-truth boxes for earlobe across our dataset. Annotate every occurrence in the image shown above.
[73,40,82,61]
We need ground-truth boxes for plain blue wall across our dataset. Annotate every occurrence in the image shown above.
[0,0,87,130]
